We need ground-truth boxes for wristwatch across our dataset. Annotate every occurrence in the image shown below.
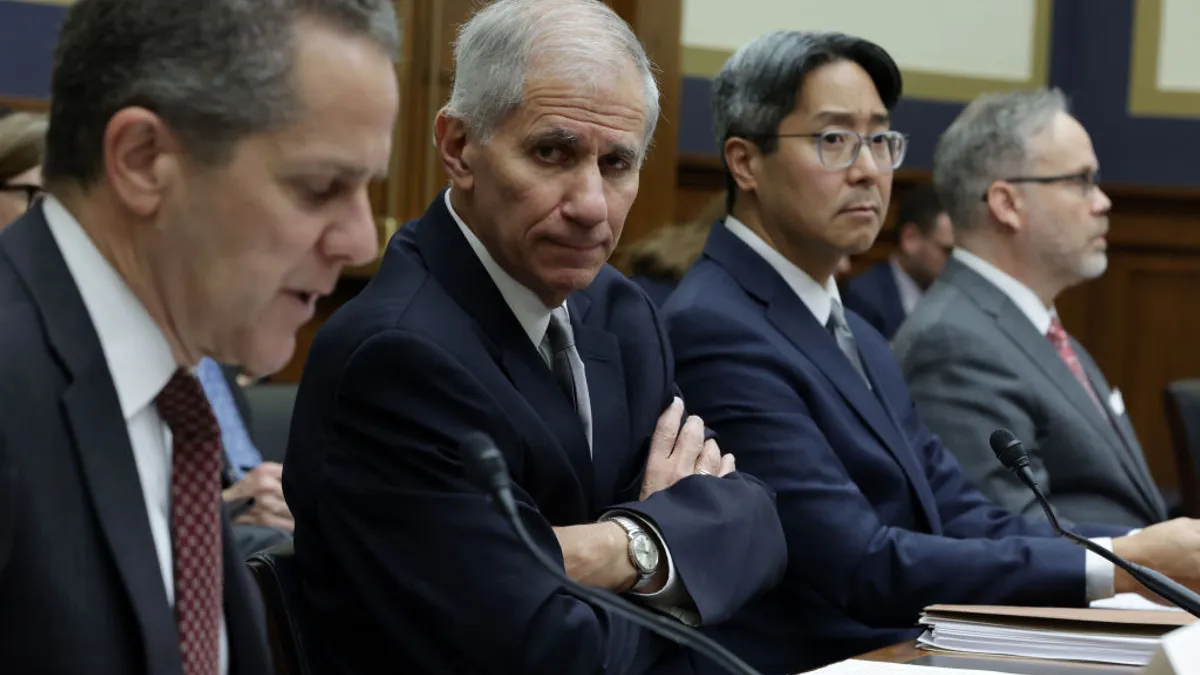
[608,515,660,592]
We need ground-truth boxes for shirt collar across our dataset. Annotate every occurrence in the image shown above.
[723,215,842,325]
[445,190,562,349]
[952,247,1055,334]
[889,257,924,316]
[42,195,178,420]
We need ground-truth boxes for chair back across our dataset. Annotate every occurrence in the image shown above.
[243,383,299,464]
[1164,379,1200,518]
[246,540,311,675]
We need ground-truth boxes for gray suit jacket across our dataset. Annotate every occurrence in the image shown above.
[892,258,1166,528]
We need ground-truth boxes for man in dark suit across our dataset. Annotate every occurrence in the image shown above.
[282,1,787,673]
[0,0,397,672]
[664,30,1200,675]
[893,89,1167,528]
[842,184,953,339]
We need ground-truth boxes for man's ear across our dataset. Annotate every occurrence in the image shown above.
[897,221,921,255]
[985,182,1024,234]
[723,136,761,196]
[435,110,473,192]
[102,107,180,218]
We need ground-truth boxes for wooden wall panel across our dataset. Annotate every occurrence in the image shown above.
[670,155,1200,493]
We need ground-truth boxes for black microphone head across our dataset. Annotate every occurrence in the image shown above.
[989,428,1029,472]
[459,431,511,495]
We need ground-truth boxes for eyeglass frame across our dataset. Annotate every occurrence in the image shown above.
[0,182,44,211]
[738,129,910,171]
[979,169,1100,202]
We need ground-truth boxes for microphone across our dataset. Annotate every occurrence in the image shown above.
[458,432,765,675]
[989,428,1200,618]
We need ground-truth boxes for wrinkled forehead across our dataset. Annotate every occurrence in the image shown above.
[516,67,649,153]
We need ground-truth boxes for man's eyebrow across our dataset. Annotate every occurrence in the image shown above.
[812,110,891,127]
[298,160,387,182]
[527,127,582,147]
[608,143,640,164]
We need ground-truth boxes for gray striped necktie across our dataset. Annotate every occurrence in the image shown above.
[542,306,593,453]
[827,299,871,388]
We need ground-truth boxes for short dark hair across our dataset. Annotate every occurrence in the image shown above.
[711,31,903,211]
[43,0,401,187]
[895,184,945,238]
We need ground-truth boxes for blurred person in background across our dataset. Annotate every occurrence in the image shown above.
[0,112,47,229]
[842,184,953,339]
[622,192,728,305]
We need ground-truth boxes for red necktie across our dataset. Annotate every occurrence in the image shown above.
[156,369,224,675]
[1046,317,1105,415]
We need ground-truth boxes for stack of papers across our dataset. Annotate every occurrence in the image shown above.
[916,604,1194,666]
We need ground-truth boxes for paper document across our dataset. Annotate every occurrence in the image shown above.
[805,659,1008,675]
[916,604,1194,667]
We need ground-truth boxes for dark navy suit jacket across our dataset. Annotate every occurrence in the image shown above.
[282,193,788,675]
[842,260,906,340]
[662,223,1126,675]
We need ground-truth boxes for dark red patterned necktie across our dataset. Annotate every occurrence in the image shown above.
[156,369,224,675]
[1046,317,1105,415]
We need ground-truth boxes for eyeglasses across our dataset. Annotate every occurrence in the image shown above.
[980,169,1099,201]
[753,129,909,171]
[0,182,43,211]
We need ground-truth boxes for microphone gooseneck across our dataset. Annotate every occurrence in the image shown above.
[989,428,1200,619]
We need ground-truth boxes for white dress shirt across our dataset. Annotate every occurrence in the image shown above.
[727,216,1120,603]
[445,190,693,620]
[889,257,924,316]
[43,196,229,673]
[952,247,1124,601]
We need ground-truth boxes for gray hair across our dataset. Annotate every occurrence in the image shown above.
[43,0,401,186]
[933,87,1069,236]
[443,0,660,160]
[711,30,902,209]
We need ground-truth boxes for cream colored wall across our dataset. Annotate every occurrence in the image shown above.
[1156,0,1200,92]
[683,0,1039,81]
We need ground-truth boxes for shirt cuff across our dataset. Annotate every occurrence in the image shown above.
[1085,537,1116,602]
[601,509,700,626]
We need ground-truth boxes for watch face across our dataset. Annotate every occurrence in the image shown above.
[630,532,659,572]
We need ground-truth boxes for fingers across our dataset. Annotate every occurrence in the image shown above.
[671,415,706,469]
[235,510,295,533]
[253,462,284,479]
[650,398,685,457]
[718,452,736,477]
[693,438,722,476]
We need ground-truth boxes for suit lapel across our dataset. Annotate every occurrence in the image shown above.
[706,225,938,521]
[877,263,908,333]
[1079,359,1166,519]
[570,292,630,509]
[945,260,1113,433]
[417,192,595,507]
[2,209,184,675]
[945,259,1165,518]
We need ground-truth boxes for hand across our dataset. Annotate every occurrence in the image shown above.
[222,461,294,533]
[640,398,735,500]
[1112,518,1200,599]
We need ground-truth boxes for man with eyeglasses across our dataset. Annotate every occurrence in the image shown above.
[893,89,1171,531]
[662,34,1200,674]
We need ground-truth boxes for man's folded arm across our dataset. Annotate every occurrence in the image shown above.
[317,330,681,675]
[604,468,787,626]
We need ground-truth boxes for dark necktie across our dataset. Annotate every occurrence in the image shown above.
[156,369,224,675]
[543,306,593,452]
[827,299,871,388]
